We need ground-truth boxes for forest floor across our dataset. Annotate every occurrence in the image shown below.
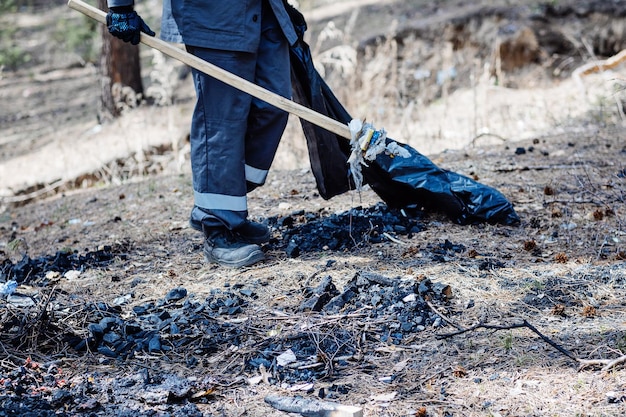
[1,1,626,416]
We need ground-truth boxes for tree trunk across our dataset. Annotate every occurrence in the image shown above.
[98,0,145,121]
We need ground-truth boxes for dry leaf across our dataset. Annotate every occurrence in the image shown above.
[582,305,598,318]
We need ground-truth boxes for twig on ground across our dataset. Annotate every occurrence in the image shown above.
[438,320,578,361]
[494,164,587,173]
[0,342,25,369]
[265,309,371,321]
[438,318,626,372]
[31,285,58,350]
[308,329,335,377]
[1,179,68,204]
[425,300,463,330]
[419,367,450,386]
[265,394,363,417]
[382,232,407,245]
[544,199,600,205]
[578,355,626,372]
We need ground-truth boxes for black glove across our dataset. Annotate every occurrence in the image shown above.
[106,6,155,45]
[282,0,307,40]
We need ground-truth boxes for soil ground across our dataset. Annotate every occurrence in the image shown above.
[1,1,626,416]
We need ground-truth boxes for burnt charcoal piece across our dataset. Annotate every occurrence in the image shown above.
[267,203,425,256]
[285,240,301,258]
[1,245,124,285]
[323,286,358,313]
[97,346,118,358]
[165,287,188,302]
[299,275,339,312]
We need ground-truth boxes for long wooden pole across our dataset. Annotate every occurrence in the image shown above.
[67,0,352,139]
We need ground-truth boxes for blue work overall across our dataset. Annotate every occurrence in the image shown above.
[158,0,298,230]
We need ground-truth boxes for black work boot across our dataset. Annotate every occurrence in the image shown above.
[233,220,271,244]
[191,215,271,244]
[203,227,265,268]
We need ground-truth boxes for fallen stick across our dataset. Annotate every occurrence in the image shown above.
[264,394,363,417]
[382,232,407,245]
[425,300,463,330]
[493,164,590,173]
[438,319,626,372]
[573,49,626,78]
[572,49,626,95]
[437,320,579,362]
[578,355,626,372]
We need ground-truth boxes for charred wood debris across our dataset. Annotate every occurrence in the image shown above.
[1,201,622,415]
[0,204,468,413]
[0,202,536,415]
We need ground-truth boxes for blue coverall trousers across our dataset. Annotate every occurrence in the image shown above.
[188,2,291,230]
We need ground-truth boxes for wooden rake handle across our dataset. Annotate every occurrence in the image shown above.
[67,0,352,139]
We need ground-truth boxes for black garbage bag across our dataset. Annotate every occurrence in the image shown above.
[287,14,520,226]
[359,138,521,225]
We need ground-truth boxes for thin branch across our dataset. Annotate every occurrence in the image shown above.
[437,320,578,362]
[578,355,626,372]
[438,318,626,372]
[470,132,508,146]
[382,232,407,245]
[521,320,579,362]
[494,163,591,173]
[425,300,463,330]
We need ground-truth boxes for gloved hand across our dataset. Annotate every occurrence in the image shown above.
[106,6,155,45]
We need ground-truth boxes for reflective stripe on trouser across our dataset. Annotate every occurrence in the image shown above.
[187,3,291,230]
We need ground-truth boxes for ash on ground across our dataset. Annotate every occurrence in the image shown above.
[0,204,455,416]
[266,202,425,257]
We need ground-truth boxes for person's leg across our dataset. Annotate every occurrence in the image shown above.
[186,47,266,267]
[187,46,256,231]
[185,44,274,242]
[244,0,291,192]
